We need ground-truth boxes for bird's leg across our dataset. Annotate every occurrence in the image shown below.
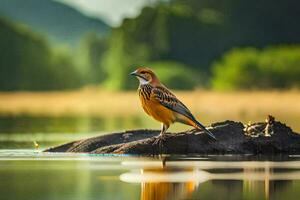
[153,124,169,155]
[153,124,169,153]
[160,123,169,136]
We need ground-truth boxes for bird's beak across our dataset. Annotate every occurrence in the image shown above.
[130,70,147,81]
[130,70,138,76]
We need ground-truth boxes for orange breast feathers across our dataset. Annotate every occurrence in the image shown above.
[139,87,176,125]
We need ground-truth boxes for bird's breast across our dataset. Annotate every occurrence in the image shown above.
[138,85,176,125]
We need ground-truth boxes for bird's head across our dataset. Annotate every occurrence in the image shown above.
[130,67,160,85]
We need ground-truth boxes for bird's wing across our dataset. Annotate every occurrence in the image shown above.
[151,86,194,120]
[152,86,217,140]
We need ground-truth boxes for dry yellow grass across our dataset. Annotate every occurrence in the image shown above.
[0,88,299,131]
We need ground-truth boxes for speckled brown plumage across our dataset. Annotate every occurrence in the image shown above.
[131,67,216,140]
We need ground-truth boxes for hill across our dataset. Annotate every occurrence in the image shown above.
[0,17,83,91]
[0,0,110,45]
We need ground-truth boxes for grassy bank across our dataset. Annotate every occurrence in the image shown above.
[0,88,299,131]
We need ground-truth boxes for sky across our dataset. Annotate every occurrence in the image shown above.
[57,0,155,26]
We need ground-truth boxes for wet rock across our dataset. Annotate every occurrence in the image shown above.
[45,116,300,155]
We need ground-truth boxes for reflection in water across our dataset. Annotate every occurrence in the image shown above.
[122,168,201,200]
[2,151,300,200]
[243,167,272,200]
[141,181,196,200]
[120,160,300,200]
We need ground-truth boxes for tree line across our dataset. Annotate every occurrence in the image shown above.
[0,0,300,91]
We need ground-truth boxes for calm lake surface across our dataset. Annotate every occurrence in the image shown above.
[1,115,300,200]
[2,151,300,200]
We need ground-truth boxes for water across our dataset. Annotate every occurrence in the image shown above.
[0,115,147,149]
[1,151,300,200]
[1,115,300,200]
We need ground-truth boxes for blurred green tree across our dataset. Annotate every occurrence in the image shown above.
[102,0,300,90]
[1,0,300,91]
[76,32,108,85]
[212,46,300,90]
[148,61,202,90]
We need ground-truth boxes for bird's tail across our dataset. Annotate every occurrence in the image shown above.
[177,114,217,140]
[191,119,217,140]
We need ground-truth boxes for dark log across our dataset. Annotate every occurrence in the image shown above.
[44,116,300,155]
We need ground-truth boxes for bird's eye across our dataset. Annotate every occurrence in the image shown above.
[140,71,145,74]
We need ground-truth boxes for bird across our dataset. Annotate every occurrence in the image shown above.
[130,67,216,144]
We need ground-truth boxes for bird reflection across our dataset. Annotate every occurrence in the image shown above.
[140,168,198,200]
[120,159,300,200]
[120,164,205,200]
